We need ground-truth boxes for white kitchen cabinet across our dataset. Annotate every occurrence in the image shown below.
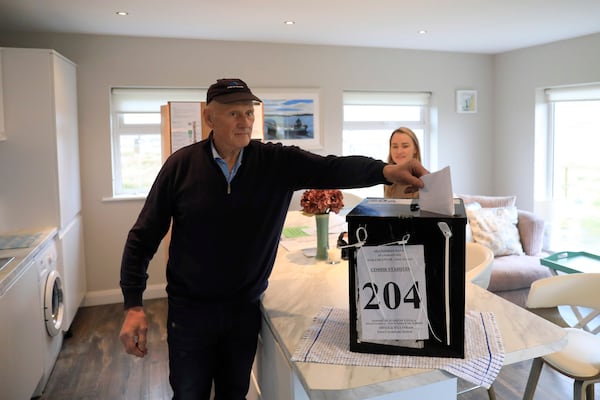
[0,47,86,331]
[256,319,297,400]
[0,261,45,400]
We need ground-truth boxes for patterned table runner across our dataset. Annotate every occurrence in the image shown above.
[292,306,504,389]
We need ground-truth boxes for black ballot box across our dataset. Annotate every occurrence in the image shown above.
[346,198,467,358]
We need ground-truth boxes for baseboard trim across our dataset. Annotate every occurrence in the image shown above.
[82,283,167,307]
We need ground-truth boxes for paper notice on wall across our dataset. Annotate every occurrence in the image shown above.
[356,245,429,341]
[169,102,202,153]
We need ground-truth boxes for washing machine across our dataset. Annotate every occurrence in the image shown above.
[32,238,65,397]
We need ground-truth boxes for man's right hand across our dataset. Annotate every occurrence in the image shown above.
[119,306,149,358]
[383,159,430,193]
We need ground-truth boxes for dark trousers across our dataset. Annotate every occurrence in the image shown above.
[167,299,262,400]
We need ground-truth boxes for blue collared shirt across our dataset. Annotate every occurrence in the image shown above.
[211,139,243,192]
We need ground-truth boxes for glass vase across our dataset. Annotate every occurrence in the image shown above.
[315,213,329,260]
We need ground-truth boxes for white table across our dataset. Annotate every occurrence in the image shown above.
[255,212,566,400]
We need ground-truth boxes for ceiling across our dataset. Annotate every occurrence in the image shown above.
[1,0,599,54]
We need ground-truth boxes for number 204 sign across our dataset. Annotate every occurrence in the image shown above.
[346,198,467,358]
[356,245,429,341]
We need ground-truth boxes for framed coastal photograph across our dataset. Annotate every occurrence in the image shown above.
[255,89,322,149]
[456,90,477,114]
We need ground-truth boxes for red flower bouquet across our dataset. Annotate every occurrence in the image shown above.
[300,189,344,215]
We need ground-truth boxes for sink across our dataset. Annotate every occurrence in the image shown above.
[0,257,15,272]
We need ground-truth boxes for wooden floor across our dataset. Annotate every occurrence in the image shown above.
[39,298,173,400]
[38,297,597,400]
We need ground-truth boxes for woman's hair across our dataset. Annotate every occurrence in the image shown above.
[387,127,422,164]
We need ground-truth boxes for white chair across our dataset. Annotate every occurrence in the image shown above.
[523,273,600,400]
[465,242,494,289]
[464,242,497,399]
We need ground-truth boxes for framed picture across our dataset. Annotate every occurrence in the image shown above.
[456,90,477,114]
[255,89,322,149]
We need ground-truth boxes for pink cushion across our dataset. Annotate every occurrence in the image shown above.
[456,194,516,208]
[517,210,545,255]
[487,255,552,292]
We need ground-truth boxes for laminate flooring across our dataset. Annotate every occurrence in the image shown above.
[38,297,597,400]
[38,298,172,400]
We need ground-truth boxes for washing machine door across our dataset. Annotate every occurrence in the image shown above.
[44,270,65,336]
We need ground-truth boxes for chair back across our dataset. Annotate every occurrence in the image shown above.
[465,242,494,289]
[526,273,600,309]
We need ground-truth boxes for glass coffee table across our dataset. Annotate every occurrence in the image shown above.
[540,251,600,333]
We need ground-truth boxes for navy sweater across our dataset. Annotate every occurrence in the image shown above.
[120,136,388,309]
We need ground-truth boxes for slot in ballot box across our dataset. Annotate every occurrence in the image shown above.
[346,198,467,358]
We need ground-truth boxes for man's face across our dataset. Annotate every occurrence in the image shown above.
[204,101,255,151]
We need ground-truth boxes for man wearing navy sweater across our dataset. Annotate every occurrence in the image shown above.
[119,78,428,400]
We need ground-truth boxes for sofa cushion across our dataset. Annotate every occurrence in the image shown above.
[517,209,545,256]
[466,205,524,256]
[464,202,481,242]
[456,194,516,208]
[487,255,552,292]
[458,194,518,245]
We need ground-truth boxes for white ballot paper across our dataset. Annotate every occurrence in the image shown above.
[356,245,429,341]
[419,166,455,215]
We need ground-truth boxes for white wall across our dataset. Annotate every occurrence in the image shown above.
[493,33,600,211]
[3,30,577,304]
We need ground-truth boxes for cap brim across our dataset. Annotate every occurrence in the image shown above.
[210,92,262,104]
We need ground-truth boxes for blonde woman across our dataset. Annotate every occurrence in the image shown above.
[384,127,422,199]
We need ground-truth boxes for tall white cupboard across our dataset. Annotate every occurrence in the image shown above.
[0,47,86,331]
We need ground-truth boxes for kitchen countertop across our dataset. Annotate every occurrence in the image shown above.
[258,211,567,399]
[0,227,57,296]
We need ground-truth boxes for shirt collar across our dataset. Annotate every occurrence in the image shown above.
[210,138,244,181]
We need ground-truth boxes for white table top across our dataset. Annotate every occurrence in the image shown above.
[259,212,566,399]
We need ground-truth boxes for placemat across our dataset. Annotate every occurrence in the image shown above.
[292,306,504,389]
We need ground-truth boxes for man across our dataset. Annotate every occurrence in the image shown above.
[119,78,428,399]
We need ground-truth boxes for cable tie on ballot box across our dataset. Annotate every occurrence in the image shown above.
[352,225,442,343]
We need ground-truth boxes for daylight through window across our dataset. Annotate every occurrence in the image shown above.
[342,91,430,198]
[545,85,600,253]
[110,88,206,196]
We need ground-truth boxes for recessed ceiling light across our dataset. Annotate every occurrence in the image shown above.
[418,29,428,35]
[116,11,128,16]
[284,20,295,25]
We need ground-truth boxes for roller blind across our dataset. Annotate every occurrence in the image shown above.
[344,91,431,106]
[111,87,206,112]
[545,84,600,102]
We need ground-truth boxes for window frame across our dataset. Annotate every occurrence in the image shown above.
[341,91,431,198]
[111,111,162,196]
[541,84,600,253]
[109,87,207,198]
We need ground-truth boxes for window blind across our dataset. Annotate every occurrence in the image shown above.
[111,87,207,112]
[545,84,600,102]
[344,91,431,106]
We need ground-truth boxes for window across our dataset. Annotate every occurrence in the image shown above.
[110,88,206,197]
[342,91,430,198]
[544,85,600,253]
